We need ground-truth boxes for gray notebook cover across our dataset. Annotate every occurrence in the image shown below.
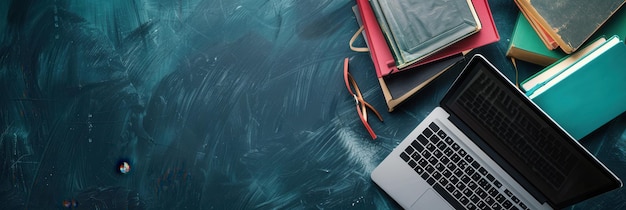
[371,0,480,69]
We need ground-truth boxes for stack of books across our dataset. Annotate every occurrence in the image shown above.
[506,0,626,140]
[507,0,626,66]
[354,0,499,111]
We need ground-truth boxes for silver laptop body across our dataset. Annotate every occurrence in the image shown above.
[371,54,621,210]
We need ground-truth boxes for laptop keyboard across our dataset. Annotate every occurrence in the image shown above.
[400,122,530,210]
[459,75,575,189]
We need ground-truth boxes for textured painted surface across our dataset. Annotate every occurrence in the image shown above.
[0,0,624,209]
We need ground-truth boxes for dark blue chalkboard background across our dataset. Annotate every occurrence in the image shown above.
[1,0,625,209]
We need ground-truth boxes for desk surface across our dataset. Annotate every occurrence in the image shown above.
[1,0,625,209]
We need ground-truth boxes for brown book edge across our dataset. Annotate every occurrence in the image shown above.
[514,1,559,51]
[379,63,455,112]
[506,44,558,66]
[514,0,574,53]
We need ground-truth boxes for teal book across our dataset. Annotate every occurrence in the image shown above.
[523,35,626,140]
[506,14,566,66]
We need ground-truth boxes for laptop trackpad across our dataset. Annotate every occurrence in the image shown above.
[410,189,453,210]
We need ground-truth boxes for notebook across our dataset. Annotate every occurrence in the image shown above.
[523,35,626,140]
[371,55,621,210]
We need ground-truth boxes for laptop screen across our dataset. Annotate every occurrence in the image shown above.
[441,55,621,208]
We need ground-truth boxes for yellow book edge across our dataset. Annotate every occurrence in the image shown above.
[514,0,574,53]
[524,37,611,95]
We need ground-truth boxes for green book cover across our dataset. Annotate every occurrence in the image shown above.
[509,6,626,67]
[526,35,626,140]
[506,14,565,66]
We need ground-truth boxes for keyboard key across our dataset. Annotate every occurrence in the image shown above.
[422,150,432,159]
[411,141,423,152]
[445,183,455,192]
[452,190,463,199]
[458,160,468,170]
[466,203,476,210]
[461,175,471,183]
[440,157,450,165]
[504,189,513,197]
[465,167,476,176]
[452,168,463,176]
[414,166,424,174]
[469,194,480,203]
[439,177,449,186]
[425,165,435,173]
[400,152,410,162]
[449,176,459,184]
[427,178,436,185]
[417,159,428,167]
[503,200,513,209]
[494,180,503,188]
[459,196,470,205]
[437,130,447,139]
[429,122,440,132]
[471,161,481,169]
[467,181,477,190]
[433,172,442,180]
[429,157,439,166]
[519,202,529,209]
[495,194,506,203]
[511,195,520,203]
[476,188,487,198]
[446,162,457,171]
[435,163,445,171]
[476,201,487,209]
[455,182,466,191]
[423,128,433,138]
[411,152,420,160]
[420,172,429,180]
[471,172,482,181]
[488,188,499,197]
[437,141,447,150]
[462,188,473,197]
[408,160,417,168]
[485,197,495,205]
[451,142,461,151]
[450,153,461,163]
[478,167,488,176]
[432,149,442,157]
[417,135,429,145]
[405,146,415,155]
[478,178,489,188]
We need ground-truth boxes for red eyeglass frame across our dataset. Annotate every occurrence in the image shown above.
[343,58,383,139]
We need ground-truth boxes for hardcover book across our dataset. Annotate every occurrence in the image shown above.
[506,14,565,66]
[514,0,626,54]
[508,5,626,66]
[523,36,626,140]
[370,0,481,69]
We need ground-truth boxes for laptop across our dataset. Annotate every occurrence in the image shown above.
[371,54,622,210]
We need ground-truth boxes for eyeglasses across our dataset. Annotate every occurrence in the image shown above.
[343,58,383,139]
